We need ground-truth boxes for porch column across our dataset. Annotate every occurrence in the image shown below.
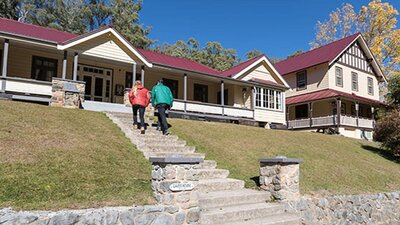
[184,73,187,112]
[72,52,78,81]
[336,98,341,132]
[355,102,359,127]
[62,51,67,79]
[252,87,256,119]
[221,81,225,115]
[132,62,137,82]
[1,39,9,92]
[371,106,375,127]
[309,102,313,127]
[141,66,145,86]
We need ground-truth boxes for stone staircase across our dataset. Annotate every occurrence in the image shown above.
[107,111,300,225]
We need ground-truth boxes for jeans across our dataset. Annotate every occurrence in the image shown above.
[156,103,169,133]
[132,105,145,129]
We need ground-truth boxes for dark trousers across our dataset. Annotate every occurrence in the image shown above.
[156,103,169,133]
[132,105,145,129]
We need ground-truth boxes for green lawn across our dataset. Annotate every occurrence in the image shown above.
[0,101,154,210]
[170,118,400,195]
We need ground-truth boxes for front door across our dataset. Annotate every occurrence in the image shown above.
[78,65,112,102]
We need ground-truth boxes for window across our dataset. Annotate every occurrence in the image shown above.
[351,72,358,91]
[164,78,179,99]
[276,91,282,110]
[335,66,343,87]
[193,83,208,102]
[125,72,141,88]
[255,87,261,107]
[296,71,307,90]
[254,87,282,110]
[368,77,374,95]
[295,104,308,119]
[31,56,58,81]
[269,90,275,109]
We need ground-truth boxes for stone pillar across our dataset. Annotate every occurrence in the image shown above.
[124,88,131,107]
[259,156,303,201]
[150,156,203,224]
[51,78,85,108]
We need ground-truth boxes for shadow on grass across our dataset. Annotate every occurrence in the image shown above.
[362,145,400,164]
[250,176,260,187]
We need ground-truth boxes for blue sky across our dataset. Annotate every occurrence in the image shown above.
[140,0,399,60]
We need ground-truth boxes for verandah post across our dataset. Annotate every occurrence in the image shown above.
[132,62,137,82]
[1,39,9,92]
[141,66,145,86]
[184,73,187,113]
[221,80,224,116]
[72,52,79,81]
[62,51,67,80]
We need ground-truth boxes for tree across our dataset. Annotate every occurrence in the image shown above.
[374,109,400,157]
[154,38,240,71]
[0,0,19,20]
[311,0,400,77]
[110,0,154,48]
[86,0,110,31]
[246,50,263,59]
[386,76,400,107]
[287,50,304,59]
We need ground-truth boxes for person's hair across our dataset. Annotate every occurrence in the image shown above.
[132,80,142,97]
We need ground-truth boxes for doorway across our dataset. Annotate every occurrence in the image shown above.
[78,65,112,102]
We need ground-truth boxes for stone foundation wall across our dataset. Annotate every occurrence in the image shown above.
[287,191,400,225]
[51,78,85,109]
[0,205,185,225]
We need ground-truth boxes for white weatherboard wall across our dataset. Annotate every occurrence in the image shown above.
[254,108,285,124]
[240,63,278,84]
[328,63,380,101]
[79,36,134,63]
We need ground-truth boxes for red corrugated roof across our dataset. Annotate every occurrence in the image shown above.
[274,33,360,76]
[219,55,264,77]
[286,89,383,105]
[0,17,78,43]
[137,48,221,75]
[0,17,284,87]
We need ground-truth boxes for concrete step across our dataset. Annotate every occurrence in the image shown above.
[137,139,187,147]
[135,135,180,142]
[200,203,286,225]
[213,213,300,225]
[138,135,186,146]
[139,145,196,153]
[200,160,217,169]
[143,152,205,159]
[197,178,245,192]
[197,169,230,179]
[199,189,271,209]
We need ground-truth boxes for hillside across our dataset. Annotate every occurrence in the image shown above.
[170,118,400,195]
[0,101,153,210]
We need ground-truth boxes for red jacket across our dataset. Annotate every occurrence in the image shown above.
[129,85,150,107]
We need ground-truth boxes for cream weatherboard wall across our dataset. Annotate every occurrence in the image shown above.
[328,63,380,101]
[284,63,330,97]
[239,62,283,85]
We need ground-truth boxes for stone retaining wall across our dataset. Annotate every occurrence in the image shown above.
[287,191,400,225]
[0,205,185,225]
[51,78,85,109]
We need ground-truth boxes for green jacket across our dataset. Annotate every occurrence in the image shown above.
[151,83,174,107]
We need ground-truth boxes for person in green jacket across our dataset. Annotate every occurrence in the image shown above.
[151,79,174,135]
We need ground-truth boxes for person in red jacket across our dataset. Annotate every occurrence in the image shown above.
[129,81,150,134]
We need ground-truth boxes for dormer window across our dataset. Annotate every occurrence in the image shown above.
[296,70,307,90]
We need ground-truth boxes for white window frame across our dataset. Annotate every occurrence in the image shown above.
[335,66,343,87]
[254,87,283,111]
[351,72,358,91]
[367,77,374,95]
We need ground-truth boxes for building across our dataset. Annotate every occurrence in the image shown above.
[0,18,289,126]
[274,33,387,140]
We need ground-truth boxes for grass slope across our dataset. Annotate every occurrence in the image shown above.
[170,118,400,195]
[0,101,153,210]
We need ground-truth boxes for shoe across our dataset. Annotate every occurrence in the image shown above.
[163,130,170,136]
[140,127,145,134]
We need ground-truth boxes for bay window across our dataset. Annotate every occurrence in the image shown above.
[254,87,282,110]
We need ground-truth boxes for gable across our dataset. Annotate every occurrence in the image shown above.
[238,62,284,85]
[75,34,134,63]
[335,40,374,74]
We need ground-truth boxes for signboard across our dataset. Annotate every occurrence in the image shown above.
[169,182,194,192]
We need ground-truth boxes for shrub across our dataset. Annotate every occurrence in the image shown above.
[374,109,400,157]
